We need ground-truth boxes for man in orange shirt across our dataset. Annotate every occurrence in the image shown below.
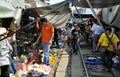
[35,18,54,65]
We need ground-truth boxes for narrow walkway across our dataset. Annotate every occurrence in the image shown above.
[71,53,83,77]
[55,50,69,77]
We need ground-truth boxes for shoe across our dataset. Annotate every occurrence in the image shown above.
[107,69,111,72]
[75,53,78,55]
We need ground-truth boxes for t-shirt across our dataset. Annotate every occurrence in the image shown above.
[72,29,80,39]
[98,33,119,51]
[66,27,73,38]
[41,22,54,43]
[91,24,104,36]
[85,25,91,33]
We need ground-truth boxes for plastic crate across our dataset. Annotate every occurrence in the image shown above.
[85,60,102,65]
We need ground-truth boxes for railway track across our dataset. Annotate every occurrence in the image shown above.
[49,41,119,77]
[75,43,119,77]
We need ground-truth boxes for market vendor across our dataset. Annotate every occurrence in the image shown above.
[0,27,13,77]
[35,18,54,66]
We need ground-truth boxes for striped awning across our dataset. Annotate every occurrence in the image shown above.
[45,13,70,28]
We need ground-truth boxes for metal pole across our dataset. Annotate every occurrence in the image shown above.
[77,43,90,77]
[73,4,83,22]
[86,0,103,27]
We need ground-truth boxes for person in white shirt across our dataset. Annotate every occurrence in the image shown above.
[0,27,13,77]
[91,19,104,52]
[66,24,74,47]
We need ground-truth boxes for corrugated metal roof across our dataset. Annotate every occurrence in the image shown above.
[78,0,120,8]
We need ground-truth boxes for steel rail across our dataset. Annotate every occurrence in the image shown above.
[77,42,90,77]
[73,4,83,22]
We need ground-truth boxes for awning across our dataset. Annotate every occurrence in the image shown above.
[0,0,25,27]
[0,0,25,18]
[45,13,70,28]
[23,1,70,28]
[111,6,120,28]
[25,1,69,16]
[78,0,120,8]
[0,0,15,18]
[101,5,120,28]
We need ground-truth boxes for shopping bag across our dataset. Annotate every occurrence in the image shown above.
[99,46,107,53]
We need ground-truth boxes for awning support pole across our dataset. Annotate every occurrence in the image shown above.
[86,0,103,27]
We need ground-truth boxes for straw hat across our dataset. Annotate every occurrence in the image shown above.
[0,27,7,35]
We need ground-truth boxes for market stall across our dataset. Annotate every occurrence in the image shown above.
[13,47,62,77]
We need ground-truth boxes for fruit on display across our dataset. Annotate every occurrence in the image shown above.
[15,73,22,77]
[27,64,51,76]
[49,48,60,66]
[20,55,27,61]
[13,56,19,60]
[50,55,56,66]
[12,48,61,77]
[50,48,59,57]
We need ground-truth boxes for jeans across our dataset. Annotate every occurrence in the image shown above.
[72,39,79,55]
[42,43,50,65]
[9,55,17,74]
[100,50,116,69]
[0,65,10,77]
[92,34,100,51]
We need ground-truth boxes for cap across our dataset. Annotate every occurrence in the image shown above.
[0,27,7,35]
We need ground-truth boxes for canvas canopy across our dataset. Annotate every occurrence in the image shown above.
[0,0,25,26]
[45,13,70,28]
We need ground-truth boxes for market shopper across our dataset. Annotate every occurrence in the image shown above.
[66,24,74,47]
[91,19,104,52]
[0,27,13,77]
[35,18,54,66]
[71,23,81,55]
[7,29,17,75]
[53,28,60,48]
[96,27,119,72]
